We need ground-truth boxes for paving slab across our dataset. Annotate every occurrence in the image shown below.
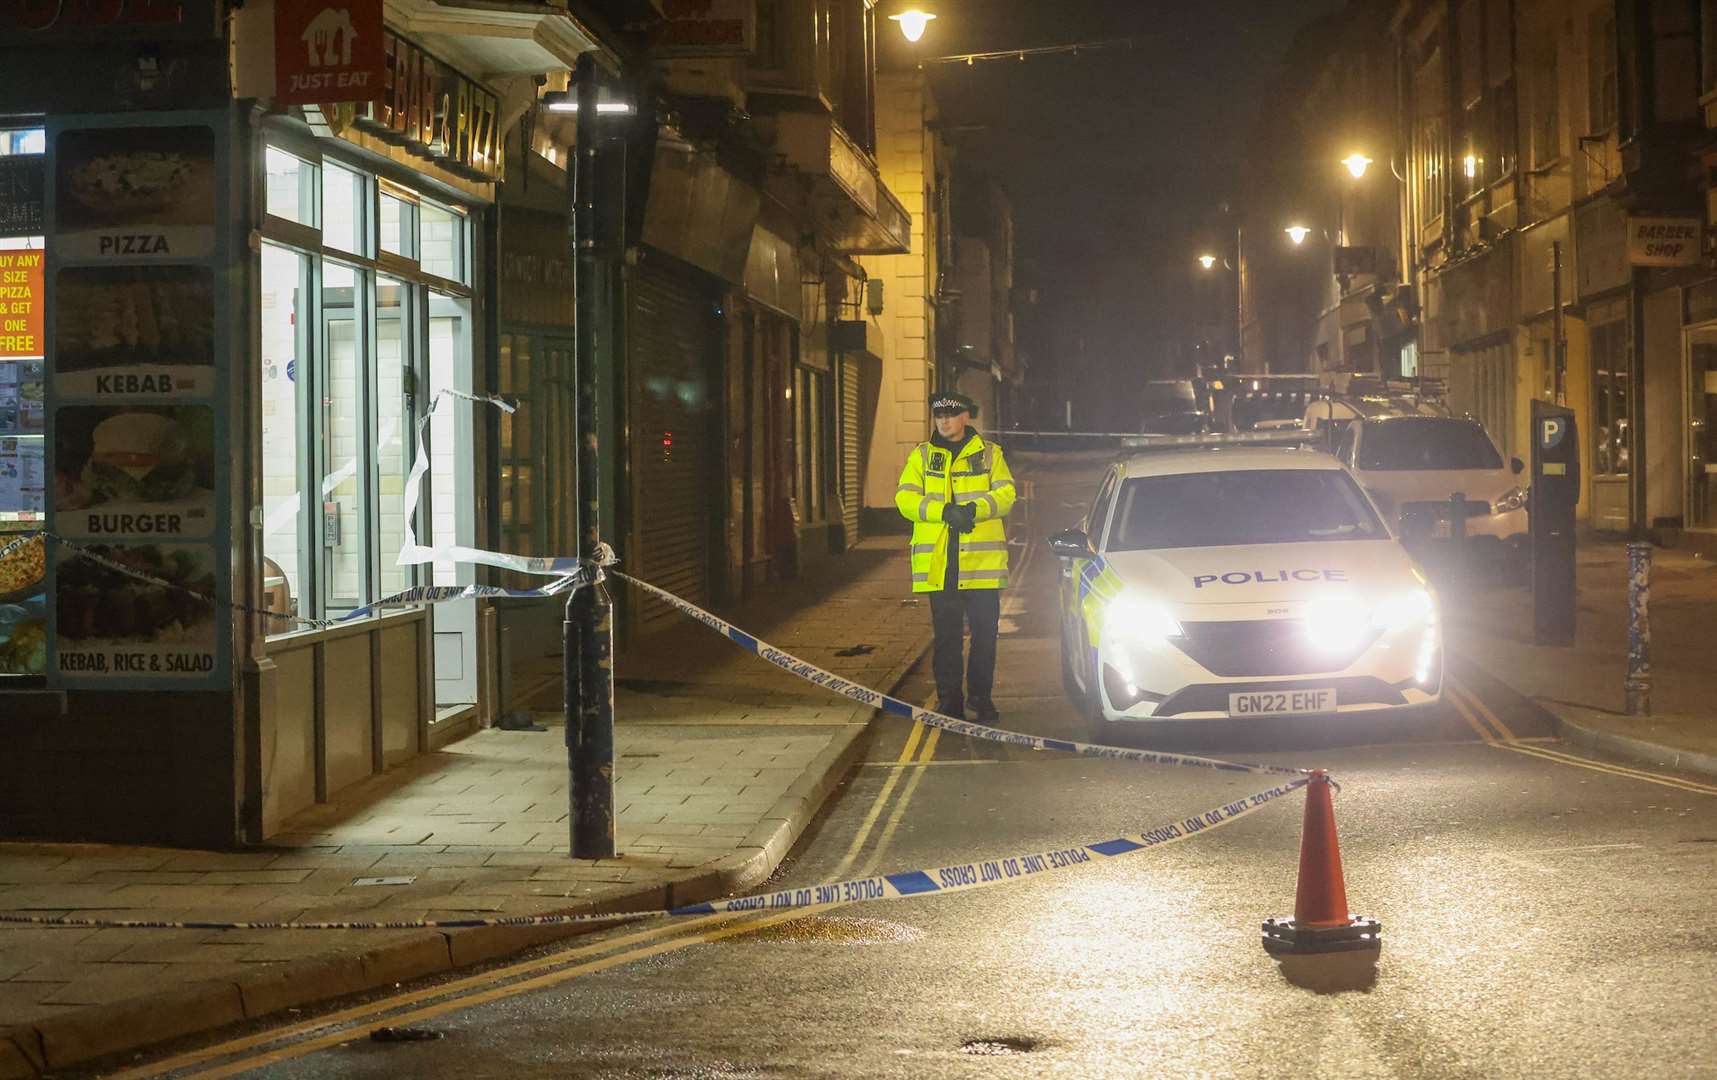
[1453,540,1717,777]
[0,537,933,1078]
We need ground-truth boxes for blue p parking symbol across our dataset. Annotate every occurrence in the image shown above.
[1540,417,1566,450]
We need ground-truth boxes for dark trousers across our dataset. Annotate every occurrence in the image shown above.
[930,588,1001,713]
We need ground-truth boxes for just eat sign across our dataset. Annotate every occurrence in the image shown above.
[273,0,385,106]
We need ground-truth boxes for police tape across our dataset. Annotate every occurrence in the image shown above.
[0,776,1306,931]
[611,569,1311,780]
[0,530,590,634]
[0,529,40,562]
[12,522,1317,781]
[382,394,1311,779]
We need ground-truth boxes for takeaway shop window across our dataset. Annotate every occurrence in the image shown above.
[265,148,317,227]
[0,126,47,676]
[380,186,416,260]
[258,145,475,637]
[0,126,47,677]
[321,162,366,256]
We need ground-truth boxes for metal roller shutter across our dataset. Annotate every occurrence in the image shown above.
[840,357,862,544]
[630,266,717,626]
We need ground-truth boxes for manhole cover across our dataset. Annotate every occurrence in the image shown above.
[960,1037,1037,1056]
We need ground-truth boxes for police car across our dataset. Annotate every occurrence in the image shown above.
[1052,441,1442,738]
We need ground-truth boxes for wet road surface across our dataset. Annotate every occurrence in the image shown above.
[113,457,1717,1079]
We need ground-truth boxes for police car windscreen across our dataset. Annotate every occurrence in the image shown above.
[1108,470,1387,550]
[1356,418,1502,471]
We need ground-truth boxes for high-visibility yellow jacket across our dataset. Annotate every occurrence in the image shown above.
[895,433,1016,592]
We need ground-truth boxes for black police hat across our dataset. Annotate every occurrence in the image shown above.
[930,391,978,417]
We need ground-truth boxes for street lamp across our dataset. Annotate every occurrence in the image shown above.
[1341,152,1372,180]
[1197,253,1217,270]
[890,9,937,42]
[1285,224,1311,246]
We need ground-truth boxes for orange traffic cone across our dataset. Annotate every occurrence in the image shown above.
[1261,771,1381,954]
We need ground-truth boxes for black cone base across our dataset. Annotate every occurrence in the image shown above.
[1261,915,1382,955]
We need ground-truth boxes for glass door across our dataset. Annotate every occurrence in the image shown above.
[429,290,477,706]
[319,262,370,619]
[374,275,417,599]
[1688,326,1717,529]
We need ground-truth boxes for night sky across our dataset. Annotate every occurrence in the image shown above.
[888,0,1346,424]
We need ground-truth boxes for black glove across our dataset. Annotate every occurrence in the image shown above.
[946,503,977,534]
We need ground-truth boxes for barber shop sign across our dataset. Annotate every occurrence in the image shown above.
[1627,215,1704,267]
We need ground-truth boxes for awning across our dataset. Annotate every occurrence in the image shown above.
[771,111,911,255]
[385,0,615,77]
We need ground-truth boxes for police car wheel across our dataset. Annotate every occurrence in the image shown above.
[1059,623,1085,704]
[1086,701,1121,746]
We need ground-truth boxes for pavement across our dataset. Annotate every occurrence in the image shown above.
[0,537,933,1079]
[1451,536,1717,776]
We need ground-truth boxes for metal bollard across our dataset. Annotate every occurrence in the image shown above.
[1625,540,1652,716]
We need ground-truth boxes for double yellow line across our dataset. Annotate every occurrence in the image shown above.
[1447,679,1717,797]
[132,510,1043,1077]
[125,708,944,1079]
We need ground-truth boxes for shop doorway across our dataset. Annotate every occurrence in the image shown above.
[1686,325,1717,530]
[428,291,477,706]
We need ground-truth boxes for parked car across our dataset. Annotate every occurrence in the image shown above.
[1226,374,1319,432]
[1331,414,1528,564]
[1139,379,1212,435]
[1301,393,1447,445]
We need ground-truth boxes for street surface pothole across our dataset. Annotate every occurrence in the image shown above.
[723,915,925,944]
[960,1036,1038,1056]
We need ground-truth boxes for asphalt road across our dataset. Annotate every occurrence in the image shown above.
[124,456,1717,1079]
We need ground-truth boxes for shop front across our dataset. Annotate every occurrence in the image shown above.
[0,8,536,843]
[251,101,495,833]
[1679,279,1717,544]
[0,126,46,683]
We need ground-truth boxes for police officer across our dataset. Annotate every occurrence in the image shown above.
[894,391,1016,722]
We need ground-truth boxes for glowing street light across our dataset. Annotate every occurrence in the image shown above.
[889,9,937,42]
[1197,253,1217,270]
[1341,152,1372,179]
[1284,224,1311,246]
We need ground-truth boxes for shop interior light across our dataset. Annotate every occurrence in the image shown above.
[889,9,937,42]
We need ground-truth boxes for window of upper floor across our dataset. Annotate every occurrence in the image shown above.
[746,0,876,153]
[1410,44,1448,235]
[1454,0,1516,197]
[1704,0,1717,98]
[1524,39,1562,172]
[1589,8,1619,135]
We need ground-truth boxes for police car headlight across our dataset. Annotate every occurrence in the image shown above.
[1303,594,1371,653]
[1104,590,1183,646]
[1372,587,1436,630]
[1495,486,1527,513]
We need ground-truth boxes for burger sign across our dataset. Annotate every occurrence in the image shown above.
[55,406,214,539]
